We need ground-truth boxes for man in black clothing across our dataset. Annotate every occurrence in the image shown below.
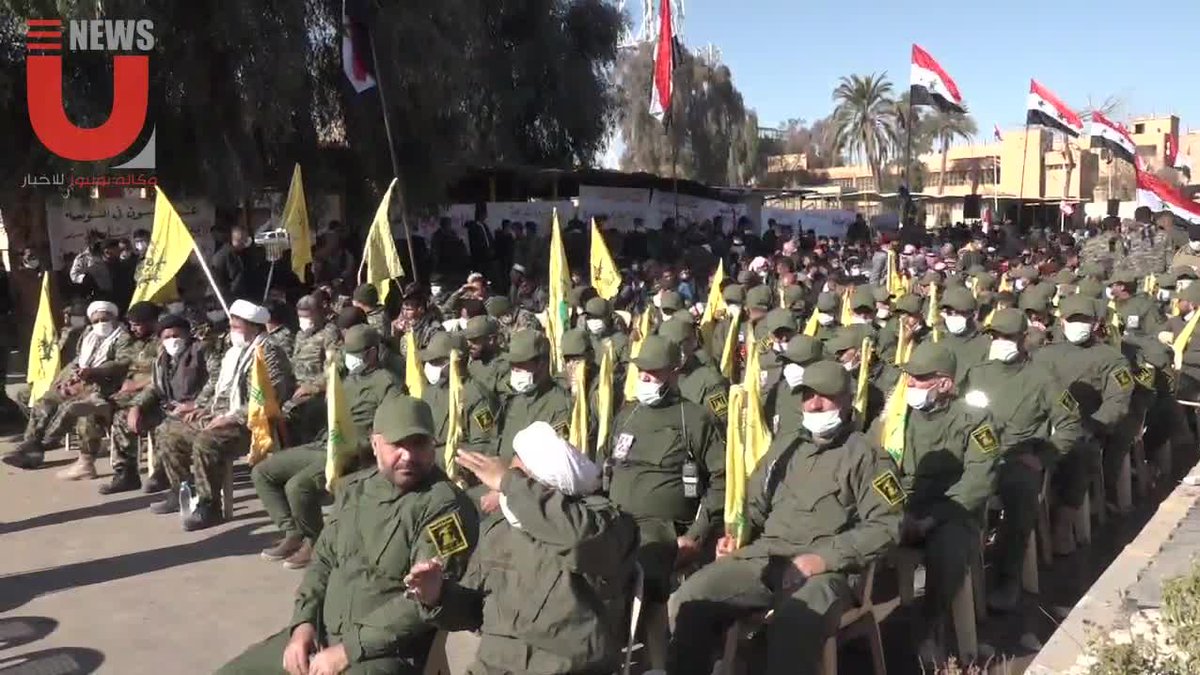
[210,224,269,303]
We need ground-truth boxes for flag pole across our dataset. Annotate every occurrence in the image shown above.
[368,22,420,286]
[191,240,230,317]
[1016,122,1031,231]
[903,97,915,229]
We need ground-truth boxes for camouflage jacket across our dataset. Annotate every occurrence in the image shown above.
[291,323,342,391]
[114,335,161,399]
[394,315,445,360]
[195,334,295,421]
[266,325,296,355]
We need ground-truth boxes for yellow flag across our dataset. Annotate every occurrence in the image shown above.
[26,273,60,403]
[1173,311,1200,371]
[568,360,590,458]
[444,350,465,474]
[886,250,905,297]
[404,331,424,399]
[363,178,406,304]
[324,359,358,491]
[547,209,572,374]
[853,337,875,429]
[724,385,749,545]
[596,340,616,451]
[802,308,819,337]
[130,188,198,307]
[718,311,741,380]
[839,287,854,325]
[926,283,941,343]
[1107,300,1122,348]
[589,220,621,301]
[880,373,910,466]
[282,163,312,280]
[246,345,281,465]
[998,273,1013,294]
[742,337,772,470]
[698,260,726,350]
[623,310,653,401]
[1143,275,1157,296]
[894,321,913,366]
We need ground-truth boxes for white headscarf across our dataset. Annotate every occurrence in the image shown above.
[86,301,119,319]
[500,422,602,529]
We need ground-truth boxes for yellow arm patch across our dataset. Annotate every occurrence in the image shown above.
[472,408,496,431]
[1135,365,1155,388]
[706,391,729,417]
[1112,367,1133,390]
[871,471,906,508]
[426,512,470,558]
[1058,390,1079,413]
[969,424,1000,455]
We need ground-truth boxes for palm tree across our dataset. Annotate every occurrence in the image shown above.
[830,73,898,188]
[924,111,977,194]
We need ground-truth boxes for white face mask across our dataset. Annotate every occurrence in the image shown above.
[850,267,863,277]
[635,378,665,406]
[134,241,148,254]
[942,313,969,335]
[905,385,936,410]
[1063,321,1093,344]
[510,368,536,394]
[424,362,446,385]
[1104,287,1115,300]
[772,341,788,354]
[167,302,184,314]
[69,316,87,328]
[230,331,248,347]
[1015,279,1028,291]
[816,312,835,326]
[783,364,805,389]
[1158,289,1172,302]
[91,320,115,337]
[1189,240,1200,252]
[298,317,314,332]
[344,353,365,373]
[842,359,859,373]
[162,337,186,357]
[585,318,606,334]
[849,314,870,325]
[499,493,522,529]
[1179,279,1195,291]
[988,338,1020,363]
[802,409,844,437]
[725,303,741,316]
[430,285,443,297]
[876,308,891,320]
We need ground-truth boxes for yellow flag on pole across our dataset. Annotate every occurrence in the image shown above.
[886,250,905,297]
[324,359,358,491]
[363,178,406,304]
[444,350,465,474]
[880,373,910,466]
[926,283,941,343]
[839,287,854,325]
[853,337,874,429]
[26,273,59,403]
[724,385,749,545]
[405,331,424,399]
[742,337,772,472]
[547,209,571,374]
[1173,311,1200,371]
[698,261,726,350]
[718,311,741,380]
[246,345,281,465]
[568,361,590,458]
[596,340,616,451]
[130,188,198,307]
[589,220,621,301]
[623,310,653,401]
[282,163,312,280]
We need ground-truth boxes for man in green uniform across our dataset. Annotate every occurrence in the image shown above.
[1018,291,1055,353]
[1109,270,1166,339]
[419,332,499,463]
[709,283,745,360]
[484,295,539,352]
[659,318,729,425]
[760,308,796,388]
[783,284,809,326]
[219,395,478,675]
[253,326,402,569]
[283,294,343,445]
[841,285,880,345]
[1033,295,1133,553]
[463,316,507,394]
[95,301,162,492]
[351,282,390,339]
[938,286,991,384]
[391,288,444,362]
[810,291,841,343]
[764,335,823,435]
[670,361,901,675]
[582,296,630,387]
[827,327,896,429]
[561,329,613,445]
[960,309,1083,610]
[874,285,901,362]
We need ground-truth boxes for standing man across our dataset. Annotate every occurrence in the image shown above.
[209,224,270,303]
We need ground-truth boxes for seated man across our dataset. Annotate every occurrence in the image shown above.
[154,300,295,530]
[406,422,638,675]
[219,395,478,675]
[254,325,402,569]
[418,332,499,463]
[282,294,342,445]
[5,300,134,472]
[670,361,901,675]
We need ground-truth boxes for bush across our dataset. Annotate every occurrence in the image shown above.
[1087,561,1200,675]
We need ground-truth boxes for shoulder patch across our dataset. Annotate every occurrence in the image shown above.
[871,471,906,508]
[472,408,496,431]
[1135,365,1155,388]
[706,391,729,417]
[969,424,1000,455]
[551,420,569,438]
[426,512,470,558]
[1112,367,1133,390]
[1058,390,1078,413]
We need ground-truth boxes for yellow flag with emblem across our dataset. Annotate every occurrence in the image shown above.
[596,339,616,451]
[1173,310,1200,371]
[926,283,941,343]
[282,163,313,281]
[444,349,465,474]
[547,209,571,374]
[698,260,726,351]
[880,373,910,466]
[404,331,424,399]
[623,310,653,401]
[724,385,749,546]
[853,337,874,429]
[741,335,772,473]
[718,311,741,380]
[246,345,281,465]
[362,178,406,304]
[568,360,590,458]
[589,219,621,301]
[323,359,357,491]
[130,188,198,307]
[26,273,60,403]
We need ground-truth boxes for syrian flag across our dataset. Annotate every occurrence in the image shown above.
[909,45,965,114]
[1166,130,1193,180]
[1026,79,1083,137]
[1137,170,1200,224]
[342,0,376,93]
[648,0,681,124]
[1088,111,1135,164]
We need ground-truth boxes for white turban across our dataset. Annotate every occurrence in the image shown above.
[511,422,601,497]
[748,256,769,273]
[86,301,118,319]
[228,299,269,325]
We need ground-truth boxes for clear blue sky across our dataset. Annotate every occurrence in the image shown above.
[636,0,1200,135]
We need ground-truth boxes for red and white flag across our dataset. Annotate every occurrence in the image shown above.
[648,0,678,124]
[1059,201,1075,216]
[909,45,965,114]
[342,0,376,93]
[993,124,1003,142]
[1088,111,1135,165]
[1026,79,1083,137]
[1137,170,1200,223]
[1166,129,1193,179]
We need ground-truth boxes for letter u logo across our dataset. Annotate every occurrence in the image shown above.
[27,54,149,162]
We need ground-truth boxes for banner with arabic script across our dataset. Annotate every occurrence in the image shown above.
[46,198,216,269]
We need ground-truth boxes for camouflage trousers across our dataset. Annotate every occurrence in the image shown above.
[156,414,249,507]
[24,390,112,458]
[109,405,165,476]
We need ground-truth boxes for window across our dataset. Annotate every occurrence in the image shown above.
[1134,123,1145,134]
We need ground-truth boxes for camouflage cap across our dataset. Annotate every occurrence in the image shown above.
[658,316,696,346]
[420,332,463,362]
[800,360,851,398]
[722,284,746,304]
[940,286,977,312]
[1059,294,1100,320]
[507,329,549,363]
[352,283,379,306]
[373,394,437,443]
[765,308,796,334]
[894,294,923,316]
[560,329,592,359]
[815,291,840,312]
[784,335,824,365]
[659,290,684,311]
[584,297,611,318]
[987,308,1027,337]
[342,325,381,354]
[633,336,680,371]
[903,342,957,378]
[745,286,774,311]
[464,315,497,340]
[849,286,876,311]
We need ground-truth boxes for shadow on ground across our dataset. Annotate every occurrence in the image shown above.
[0,647,105,674]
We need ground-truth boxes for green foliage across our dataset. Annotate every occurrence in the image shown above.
[1162,560,1200,658]
[829,72,899,184]
[1087,561,1200,675]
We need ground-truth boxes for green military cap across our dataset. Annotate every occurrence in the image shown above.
[296,294,318,311]
[420,332,463,362]
[903,342,957,378]
[736,270,757,286]
[660,290,684,311]
[508,329,549,363]
[1157,271,1178,289]
[464,315,497,340]
[633,336,680,371]
[373,395,436,443]
[1137,338,1173,370]
[1054,269,1076,285]
[894,294,923,316]
[722,284,746,304]
[1018,292,1050,313]
[920,271,942,286]
[560,329,592,359]
[973,273,997,291]
[745,286,774,311]
[342,325,381,353]
[765,308,796,334]
[1078,261,1106,279]
[849,286,875,311]
[1179,282,1200,305]
[1076,278,1105,298]
[784,335,824,365]
[871,286,891,304]
[826,328,864,354]
[1172,266,1198,280]
[659,316,696,345]
[799,360,851,398]
[352,283,379,306]
[815,291,840,312]
[987,308,1027,337]
[584,297,611,318]
[485,296,513,317]
[940,286,977,312]
[1108,270,1139,287]
[1059,294,1100,320]
[1016,266,1040,281]
[784,284,807,308]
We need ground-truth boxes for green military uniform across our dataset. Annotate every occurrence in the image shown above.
[252,326,402,552]
[1168,284,1200,400]
[600,337,725,601]
[463,316,509,395]
[1018,291,1054,353]
[811,291,842,343]
[660,319,729,425]
[1109,271,1166,339]
[828,328,897,430]
[783,284,809,326]
[708,284,745,360]
[561,330,616,449]
[583,297,630,381]
[960,309,1082,602]
[764,335,823,435]
[938,286,991,384]
[419,332,500,460]
[283,314,342,445]
[672,362,901,675]
[485,296,540,352]
[759,308,797,390]
[221,395,478,675]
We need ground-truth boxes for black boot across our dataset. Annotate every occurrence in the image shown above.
[143,470,169,494]
[2,439,44,469]
[183,500,223,531]
[99,470,142,495]
[149,491,180,514]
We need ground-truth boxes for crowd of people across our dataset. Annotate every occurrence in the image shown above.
[2,203,1199,674]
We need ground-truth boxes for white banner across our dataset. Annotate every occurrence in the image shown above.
[577,185,652,230]
[46,198,216,269]
[761,207,856,238]
[649,190,747,227]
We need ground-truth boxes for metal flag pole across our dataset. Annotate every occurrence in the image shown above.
[903,97,915,228]
[1016,122,1032,231]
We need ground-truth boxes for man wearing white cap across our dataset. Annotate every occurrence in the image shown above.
[153,299,295,531]
[4,300,134,474]
[406,422,639,675]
